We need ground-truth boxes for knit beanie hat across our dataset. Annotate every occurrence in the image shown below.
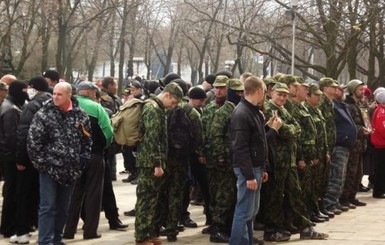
[376,91,385,104]
[188,87,207,99]
[205,74,216,85]
[29,76,49,92]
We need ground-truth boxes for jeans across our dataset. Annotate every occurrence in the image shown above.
[323,146,350,209]
[38,172,74,245]
[229,167,263,245]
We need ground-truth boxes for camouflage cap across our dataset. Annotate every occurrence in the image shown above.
[278,74,300,86]
[295,76,308,87]
[263,77,277,86]
[213,75,229,87]
[164,82,184,100]
[308,83,323,95]
[319,77,338,89]
[227,79,244,91]
[272,82,290,94]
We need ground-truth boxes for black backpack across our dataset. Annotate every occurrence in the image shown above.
[168,104,194,157]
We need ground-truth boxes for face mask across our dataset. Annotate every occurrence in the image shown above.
[27,87,38,100]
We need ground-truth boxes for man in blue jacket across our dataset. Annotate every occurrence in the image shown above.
[323,83,357,214]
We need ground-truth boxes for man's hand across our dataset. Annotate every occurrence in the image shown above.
[297,160,306,170]
[16,164,26,171]
[247,179,258,191]
[154,167,164,177]
[198,156,206,164]
[262,171,268,183]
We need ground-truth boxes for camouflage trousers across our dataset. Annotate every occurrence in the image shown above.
[206,166,237,232]
[263,167,311,232]
[160,157,188,236]
[297,162,318,213]
[134,168,165,242]
[340,152,363,202]
[313,157,330,200]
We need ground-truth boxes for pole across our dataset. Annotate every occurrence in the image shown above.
[291,9,296,75]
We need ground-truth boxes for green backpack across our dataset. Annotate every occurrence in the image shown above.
[111,98,157,146]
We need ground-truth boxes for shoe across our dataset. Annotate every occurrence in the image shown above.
[159,227,167,236]
[167,234,177,242]
[278,227,292,236]
[253,222,265,231]
[124,209,136,216]
[10,234,30,244]
[316,211,329,221]
[350,199,366,206]
[335,204,349,212]
[84,234,102,239]
[373,193,385,198]
[320,208,335,218]
[54,242,65,245]
[131,179,138,185]
[210,231,230,243]
[310,215,325,223]
[111,175,117,181]
[359,184,370,192]
[177,224,185,232]
[300,226,328,240]
[135,240,154,245]
[340,201,356,209]
[202,225,215,235]
[181,218,198,228]
[263,231,291,242]
[253,237,264,245]
[148,237,162,245]
[190,199,204,206]
[63,233,75,239]
[122,173,137,183]
[326,207,342,215]
[109,219,128,230]
[119,170,128,174]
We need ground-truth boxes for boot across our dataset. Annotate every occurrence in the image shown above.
[149,237,162,245]
[318,201,334,218]
[135,241,154,245]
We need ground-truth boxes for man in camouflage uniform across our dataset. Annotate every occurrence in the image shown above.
[317,77,338,216]
[289,78,326,223]
[208,79,244,243]
[201,75,228,235]
[263,77,277,101]
[134,83,183,245]
[277,74,300,113]
[161,79,199,242]
[340,80,371,208]
[263,83,328,242]
[305,84,331,221]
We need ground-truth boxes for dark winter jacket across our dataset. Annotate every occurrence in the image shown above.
[334,100,357,148]
[27,98,92,186]
[16,92,52,167]
[0,95,25,160]
[230,97,273,180]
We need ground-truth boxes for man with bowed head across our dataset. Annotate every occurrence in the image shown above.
[229,76,282,245]
[27,82,92,245]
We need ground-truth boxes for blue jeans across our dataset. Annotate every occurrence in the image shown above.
[229,167,263,245]
[323,146,350,209]
[38,172,74,245]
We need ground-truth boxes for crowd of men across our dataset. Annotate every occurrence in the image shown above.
[0,69,385,245]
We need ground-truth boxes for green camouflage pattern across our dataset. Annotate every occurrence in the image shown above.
[136,95,168,169]
[318,94,336,154]
[265,100,301,168]
[202,101,222,166]
[210,101,236,169]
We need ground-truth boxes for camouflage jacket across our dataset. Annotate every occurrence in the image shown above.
[345,95,367,153]
[265,100,301,168]
[318,94,336,154]
[136,95,168,169]
[27,98,92,186]
[202,100,222,162]
[291,101,317,163]
[305,102,329,162]
[210,101,236,169]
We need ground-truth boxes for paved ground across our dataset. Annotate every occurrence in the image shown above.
[1,155,385,245]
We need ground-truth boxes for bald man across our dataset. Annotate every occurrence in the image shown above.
[0,74,16,85]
